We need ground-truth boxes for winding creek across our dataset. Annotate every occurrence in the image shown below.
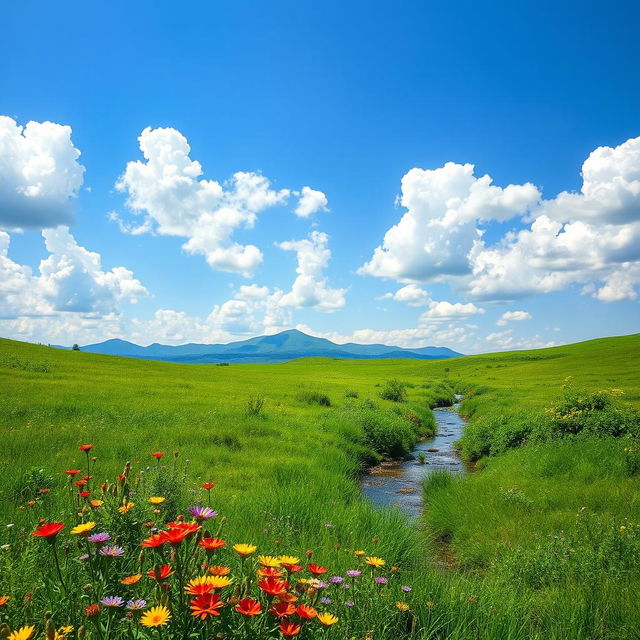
[361,400,467,518]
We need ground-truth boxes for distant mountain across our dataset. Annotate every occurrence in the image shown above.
[59,329,463,364]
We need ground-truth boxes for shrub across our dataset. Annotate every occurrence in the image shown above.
[379,379,407,402]
[246,393,265,416]
[296,390,331,406]
[344,389,359,399]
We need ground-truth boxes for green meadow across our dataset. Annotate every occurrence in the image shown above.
[0,333,639,639]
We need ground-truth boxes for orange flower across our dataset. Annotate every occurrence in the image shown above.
[307,564,327,575]
[296,604,317,619]
[199,537,226,552]
[259,577,289,597]
[0,596,9,606]
[141,534,165,548]
[208,565,231,576]
[85,604,100,619]
[147,565,174,581]
[160,528,192,546]
[190,593,224,619]
[185,582,214,596]
[280,622,301,636]
[236,598,262,616]
[120,574,142,585]
[270,602,296,618]
[79,444,94,451]
[33,522,65,539]
[277,592,298,603]
[258,567,284,578]
[281,563,304,573]
[65,470,81,476]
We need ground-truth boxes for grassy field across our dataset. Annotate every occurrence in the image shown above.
[0,333,639,638]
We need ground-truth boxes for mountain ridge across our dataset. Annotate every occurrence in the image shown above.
[55,329,463,364]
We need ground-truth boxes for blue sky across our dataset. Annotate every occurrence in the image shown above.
[1,0,639,353]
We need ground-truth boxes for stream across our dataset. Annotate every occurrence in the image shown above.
[361,400,467,518]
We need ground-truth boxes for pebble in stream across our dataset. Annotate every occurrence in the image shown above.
[360,404,466,518]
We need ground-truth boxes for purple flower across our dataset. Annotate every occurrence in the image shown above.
[101,596,124,607]
[79,553,91,562]
[345,601,355,607]
[126,599,147,611]
[341,583,351,589]
[330,576,344,584]
[374,576,388,585]
[346,570,361,578]
[317,581,329,589]
[320,597,332,605]
[99,545,124,557]
[402,585,412,592]
[188,505,217,520]
[88,532,110,545]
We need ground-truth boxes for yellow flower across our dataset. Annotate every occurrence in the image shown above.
[426,601,434,607]
[8,627,35,640]
[365,556,385,568]
[278,555,299,565]
[71,522,96,536]
[207,575,233,589]
[233,543,257,556]
[396,602,409,611]
[317,612,339,626]
[354,550,365,557]
[118,502,134,514]
[140,605,171,627]
[258,555,281,567]
[89,500,103,508]
[148,497,165,505]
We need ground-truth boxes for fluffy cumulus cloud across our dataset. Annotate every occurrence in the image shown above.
[277,231,346,312]
[0,228,148,343]
[0,116,85,230]
[294,186,329,217]
[381,284,431,306]
[115,127,331,277]
[361,136,640,303]
[497,310,532,326]
[420,300,484,321]
[484,329,556,351]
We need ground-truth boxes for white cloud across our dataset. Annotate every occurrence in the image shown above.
[496,310,532,326]
[294,186,329,217]
[0,116,85,230]
[484,328,556,351]
[383,284,431,306]
[115,126,290,276]
[277,231,346,312]
[420,300,485,322]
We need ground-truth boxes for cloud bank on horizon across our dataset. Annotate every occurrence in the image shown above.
[1,115,639,353]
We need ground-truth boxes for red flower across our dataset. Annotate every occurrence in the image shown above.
[307,564,327,575]
[296,604,317,619]
[202,482,215,490]
[259,577,289,597]
[79,444,94,451]
[65,470,81,476]
[151,452,164,459]
[75,480,86,487]
[147,565,174,581]
[199,537,226,552]
[141,534,165,548]
[33,522,65,539]
[281,563,304,573]
[82,475,92,480]
[280,622,301,636]
[79,491,91,498]
[167,521,199,534]
[305,550,313,558]
[85,604,101,619]
[270,601,295,618]
[259,567,284,578]
[190,593,224,619]
[161,524,198,546]
[236,598,262,616]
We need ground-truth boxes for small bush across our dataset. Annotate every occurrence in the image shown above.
[296,390,331,407]
[379,379,407,402]
[344,389,359,399]
[246,393,265,416]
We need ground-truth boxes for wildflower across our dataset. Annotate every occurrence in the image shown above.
[118,502,134,514]
[202,483,215,490]
[426,601,434,607]
[258,567,284,578]
[147,565,174,581]
[75,480,87,487]
[396,602,409,611]
[259,577,289,596]
[208,565,231,576]
[140,605,171,627]
[33,522,65,539]
[88,532,110,545]
[7,627,35,640]
[319,597,331,605]
[101,596,124,607]
[233,543,257,557]
[346,570,361,578]
[79,444,94,451]
[270,602,296,618]
[374,577,388,585]
[296,604,317,619]
[71,522,96,536]
[121,574,142,585]
[207,575,233,590]
[279,555,299,565]
[0,596,9,606]
[39,488,51,495]
[148,497,165,505]
[236,598,262,616]
[89,500,103,508]
[160,528,191,546]
[199,537,226,552]
[78,491,91,499]
[391,566,398,573]
[402,585,412,592]
[354,550,365,557]
[282,563,303,573]
[65,470,81,476]
[188,506,217,521]
[190,593,224,619]
[279,622,301,636]
[141,534,165,548]
[345,601,355,607]
[151,452,164,459]
[126,599,147,611]
[83,603,101,619]
[184,578,214,596]
[99,545,125,558]
[307,563,327,575]
[330,576,344,583]
[318,612,339,626]
[365,556,385,568]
